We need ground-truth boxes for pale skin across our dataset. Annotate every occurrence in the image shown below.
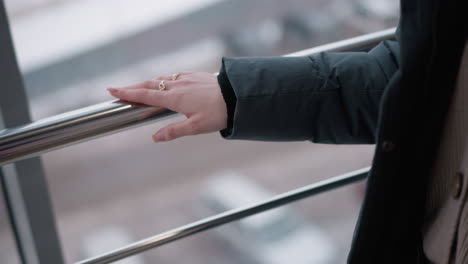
[107,72,228,143]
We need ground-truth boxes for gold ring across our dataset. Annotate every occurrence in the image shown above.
[171,72,180,81]
[158,80,166,91]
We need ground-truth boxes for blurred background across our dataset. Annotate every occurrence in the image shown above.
[0,0,398,263]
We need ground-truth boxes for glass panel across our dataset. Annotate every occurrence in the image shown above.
[4,0,397,263]
[0,175,21,264]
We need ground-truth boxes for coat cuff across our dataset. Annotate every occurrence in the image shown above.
[216,56,324,141]
[217,58,237,138]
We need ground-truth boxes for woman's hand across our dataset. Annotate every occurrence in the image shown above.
[107,72,228,142]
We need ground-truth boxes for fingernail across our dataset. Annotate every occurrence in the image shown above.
[107,88,118,93]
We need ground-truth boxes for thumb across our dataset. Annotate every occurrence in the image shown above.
[152,118,197,142]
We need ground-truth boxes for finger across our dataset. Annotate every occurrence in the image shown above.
[107,71,192,91]
[154,72,192,81]
[152,118,196,142]
[125,79,178,91]
[153,75,172,81]
[153,79,178,91]
[108,80,158,90]
[107,88,173,108]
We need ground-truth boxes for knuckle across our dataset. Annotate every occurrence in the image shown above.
[187,118,200,134]
[139,89,151,98]
[138,90,153,103]
[143,80,152,86]
[177,79,191,86]
[119,89,130,98]
[165,127,177,140]
[145,80,158,89]
[168,89,184,106]
[168,88,183,96]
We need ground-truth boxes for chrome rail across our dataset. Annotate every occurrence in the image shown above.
[76,167,370,264]
[0,102,175,166]
[286,27,395,56]
[0,27,395,166]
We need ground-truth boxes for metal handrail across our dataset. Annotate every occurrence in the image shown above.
[0,27,395,166]
[76,167,370,264]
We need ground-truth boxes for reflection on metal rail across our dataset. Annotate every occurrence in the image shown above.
[0,27,395,166]
[76,167,370,264]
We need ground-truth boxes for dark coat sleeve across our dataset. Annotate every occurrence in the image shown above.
[217,40,400,144]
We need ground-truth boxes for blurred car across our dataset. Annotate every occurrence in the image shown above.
[196,171,336,264]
